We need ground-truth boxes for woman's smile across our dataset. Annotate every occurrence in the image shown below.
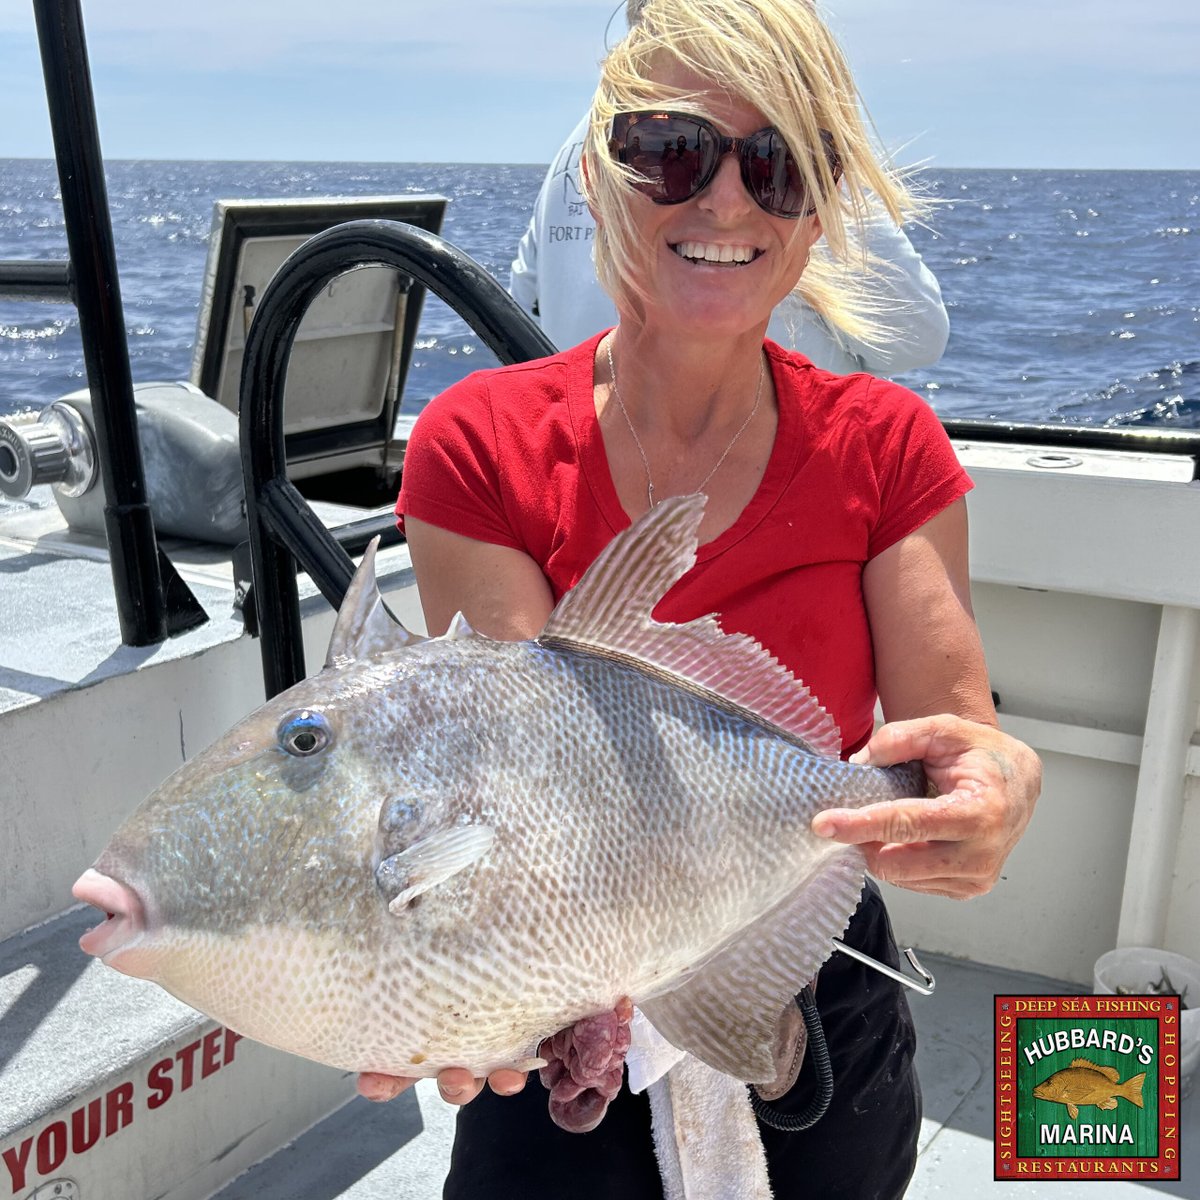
[669,239,764,266]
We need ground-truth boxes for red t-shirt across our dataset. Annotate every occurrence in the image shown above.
[398,332,972,754]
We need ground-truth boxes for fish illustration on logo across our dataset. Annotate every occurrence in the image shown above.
[1032,1058,1146,1120]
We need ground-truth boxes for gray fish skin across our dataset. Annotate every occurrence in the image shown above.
[73,496,923,1086]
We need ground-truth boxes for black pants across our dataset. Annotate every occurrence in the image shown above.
[443,882,921,1200]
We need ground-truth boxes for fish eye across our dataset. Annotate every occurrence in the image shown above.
[277,710,333,757]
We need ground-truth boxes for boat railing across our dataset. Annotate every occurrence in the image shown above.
[238,218,554,698]
[942,418,1200,474]
[0,259,73,302]
[0,0,208,645]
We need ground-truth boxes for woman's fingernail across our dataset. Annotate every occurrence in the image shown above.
[812,814,838,838]
[440,1084,466,1100]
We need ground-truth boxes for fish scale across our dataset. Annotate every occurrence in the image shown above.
[73,495,924,1110]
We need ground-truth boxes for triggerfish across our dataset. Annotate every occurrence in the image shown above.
[73,495,923,1132]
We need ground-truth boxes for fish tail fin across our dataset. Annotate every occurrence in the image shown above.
[1122,1073,1146,1108]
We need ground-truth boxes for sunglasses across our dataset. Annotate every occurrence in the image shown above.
[609,111,840,219]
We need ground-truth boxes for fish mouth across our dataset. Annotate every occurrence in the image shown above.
[73,868,145,959]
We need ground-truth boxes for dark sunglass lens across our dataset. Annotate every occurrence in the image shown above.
[745,129,808,217]
[619,115,714,203]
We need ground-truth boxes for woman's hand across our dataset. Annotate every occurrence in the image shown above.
[357,1066,528,1105]
[812,713,1042,899]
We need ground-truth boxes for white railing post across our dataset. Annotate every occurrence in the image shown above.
[1117,604,1200,948]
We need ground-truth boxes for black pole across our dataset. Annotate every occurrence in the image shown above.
[32,0,170,645]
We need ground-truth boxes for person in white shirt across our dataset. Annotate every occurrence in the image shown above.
[509,4,949,375]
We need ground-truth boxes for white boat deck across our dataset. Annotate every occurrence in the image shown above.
[0,487,245,713]
[210,953,1197,1199]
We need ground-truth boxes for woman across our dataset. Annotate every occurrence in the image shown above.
[365,2,1041,1196]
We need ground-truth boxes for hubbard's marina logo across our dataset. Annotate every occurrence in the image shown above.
[994,994,1181,1180]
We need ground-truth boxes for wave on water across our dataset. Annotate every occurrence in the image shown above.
[1067,360,1200,428]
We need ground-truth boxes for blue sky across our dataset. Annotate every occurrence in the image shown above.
[2,1,1197,168]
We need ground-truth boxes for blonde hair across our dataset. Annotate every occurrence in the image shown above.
[584,0,921,347]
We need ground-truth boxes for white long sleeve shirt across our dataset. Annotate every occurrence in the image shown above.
[510,115,949,375]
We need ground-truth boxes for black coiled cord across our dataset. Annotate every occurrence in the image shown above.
[747,985,833,1132]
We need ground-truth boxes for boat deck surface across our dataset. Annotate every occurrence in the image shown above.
[0,489,235,710]
[0,485,393,714]
[212,953,1197,1199]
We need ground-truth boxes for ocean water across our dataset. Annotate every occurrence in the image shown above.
[1,158,1197,428]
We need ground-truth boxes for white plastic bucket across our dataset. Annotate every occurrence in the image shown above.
[1093,946,1200,1092]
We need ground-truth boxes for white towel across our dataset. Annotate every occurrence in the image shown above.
[626,1006,687,1092]
[627,1007,773,1200]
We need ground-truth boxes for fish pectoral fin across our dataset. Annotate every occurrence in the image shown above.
[1096,1096,1119,1110]
[1067,1103,1079,1120]
[639,848,866,1083]
[376,826,496,913]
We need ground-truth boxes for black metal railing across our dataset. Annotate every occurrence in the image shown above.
[943,418,1200,471]
[12,0,206,644]
[239,219,554,698]
[0,259,73,303]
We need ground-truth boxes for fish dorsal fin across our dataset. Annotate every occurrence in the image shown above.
[442,611,475,640]
[538,495,842,757]
[325,536,425,667]
[1070,1058,1120,1081]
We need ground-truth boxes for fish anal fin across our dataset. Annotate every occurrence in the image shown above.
[1096,1096,1118,1110]
[538,496,842,758]
[1067,1102,1079,1120]
[376,826,495,912]
[326,536,424,667]
[639,848,866,1082]
[1071,1057,1120,1082]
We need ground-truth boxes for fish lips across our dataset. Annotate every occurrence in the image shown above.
[73,867,146,960]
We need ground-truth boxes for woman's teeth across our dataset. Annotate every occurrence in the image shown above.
[672,241,760,265]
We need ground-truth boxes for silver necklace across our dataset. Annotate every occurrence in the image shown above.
[605,335,765,509]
